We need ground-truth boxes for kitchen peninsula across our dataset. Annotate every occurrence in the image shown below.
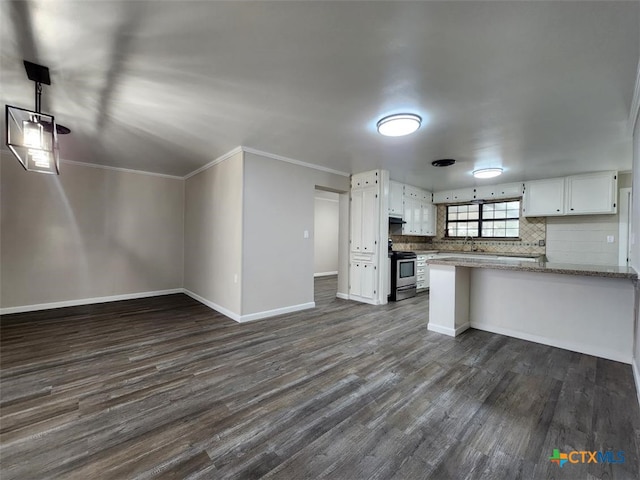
[427,257,638,363]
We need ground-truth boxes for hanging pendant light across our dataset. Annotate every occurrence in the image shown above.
[5,61,70,175]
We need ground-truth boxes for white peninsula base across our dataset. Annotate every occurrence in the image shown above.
[428,263,636,364]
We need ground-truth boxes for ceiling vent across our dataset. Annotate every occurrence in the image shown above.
[431,159,456,167]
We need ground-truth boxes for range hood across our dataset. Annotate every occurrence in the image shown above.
[389,216,406,224]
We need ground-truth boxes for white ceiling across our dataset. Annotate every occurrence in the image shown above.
[1,1,638,190]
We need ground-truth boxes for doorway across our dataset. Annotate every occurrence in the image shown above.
[313,188,350,304]
[313,189,340,303]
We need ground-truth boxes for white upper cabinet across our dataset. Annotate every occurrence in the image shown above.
[523,177,566,217]
[523,172,617,217]
[402,196,421,235]
[474,182,523,201]
[421,203,436,236]
[433,188,474,203]
[432,191,453,204]
[351,170,379,189]
[388,181,404,217]
[400,184,434,236]
[434,182,523,204]
[449,188,475,203]
[351,185,379,253]
[565,171,617,215]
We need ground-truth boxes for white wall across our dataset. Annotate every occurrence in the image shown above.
[470,268,635,364]
[546,174,632,265]
[242,151,349,317]
[546,215,621,265]
[632,103,640,405]
[314,191,339,276]
[183,151,244,317]
[337,192,350,298]
[0,152,184,311]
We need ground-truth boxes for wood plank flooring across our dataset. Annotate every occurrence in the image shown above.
[1,276,639,479]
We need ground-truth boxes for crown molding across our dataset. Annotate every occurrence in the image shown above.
[61,159,184,180]
[4,143,351,181]
[183,146,244,180]
[1,148,184,180]
[241,146,350,177]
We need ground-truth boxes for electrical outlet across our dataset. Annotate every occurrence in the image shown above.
[538,239,545,247]
[606,235,614,243]
[304,230,309,239]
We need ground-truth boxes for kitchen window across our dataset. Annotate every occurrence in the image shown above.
[446,200,520,238]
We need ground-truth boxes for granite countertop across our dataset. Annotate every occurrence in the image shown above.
[399,249,541,259]
[426,256,638,280]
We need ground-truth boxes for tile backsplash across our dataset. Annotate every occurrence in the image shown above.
[390,234,434,252]
[391,205,547,256]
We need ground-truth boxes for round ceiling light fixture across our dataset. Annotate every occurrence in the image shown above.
[377,113,422,137]
[473,168,503,179]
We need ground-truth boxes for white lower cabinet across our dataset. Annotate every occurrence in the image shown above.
[416,254,429,290]
[350,261,376,300]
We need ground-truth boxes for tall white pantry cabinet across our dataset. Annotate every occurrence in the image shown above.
[349,170,389,305]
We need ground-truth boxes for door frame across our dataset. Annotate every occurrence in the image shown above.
[619,187,632,266]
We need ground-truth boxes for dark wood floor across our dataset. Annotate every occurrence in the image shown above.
[1,276,639,479]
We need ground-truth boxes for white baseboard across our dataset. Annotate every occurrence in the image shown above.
[238,302,315,323]
[633,359,640,409]
[347,295,379,305]
[428,322,470,337]
[182,289,241,322]
[0,289,183,316]
[2,288,317,326]
[183,290,314,323]
[455,323,471,336]
[336,292,349,300]
[314,271,338,277]
[471,321,632,364]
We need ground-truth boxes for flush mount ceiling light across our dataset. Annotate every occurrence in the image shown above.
[5,60,71,175]
[377,113,421,137]
[473,168,503,179]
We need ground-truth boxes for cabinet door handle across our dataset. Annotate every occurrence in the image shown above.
[556,209,560,212]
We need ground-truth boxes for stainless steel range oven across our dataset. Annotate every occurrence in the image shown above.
[390,251,417,301]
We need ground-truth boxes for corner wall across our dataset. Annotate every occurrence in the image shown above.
[241,151,349,319]
[0,152,184,312]
[183,151,244,318]
[632,104,640,406]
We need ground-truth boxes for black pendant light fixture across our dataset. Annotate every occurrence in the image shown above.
[5,60,70,175]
